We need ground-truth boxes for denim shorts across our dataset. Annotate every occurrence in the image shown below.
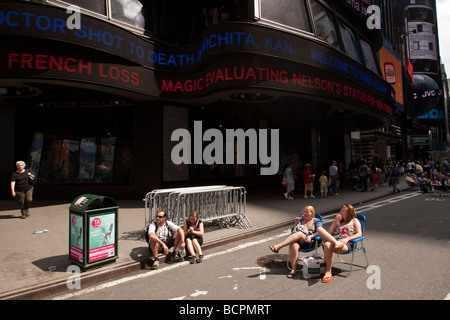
[345,241,355,251]
[299,240,316,250]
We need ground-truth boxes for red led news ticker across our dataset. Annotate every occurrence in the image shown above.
[7,53,140,86]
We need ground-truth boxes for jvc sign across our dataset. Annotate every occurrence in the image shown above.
[171,121,279,175]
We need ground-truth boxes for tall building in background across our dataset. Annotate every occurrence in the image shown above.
[354,0,407,163]
[391,0,448,161]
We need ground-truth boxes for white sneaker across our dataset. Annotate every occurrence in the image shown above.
[289,196,294,200]
[284,193,288,199]
[310,195,315,199]
[151,258,159,270]
[304,195,308,199]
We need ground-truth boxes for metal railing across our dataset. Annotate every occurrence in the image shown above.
[143,185,251,229]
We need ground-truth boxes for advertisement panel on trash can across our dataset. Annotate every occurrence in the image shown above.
[70,213,84,262]
[88,213,116,263]
[68,194,119,269]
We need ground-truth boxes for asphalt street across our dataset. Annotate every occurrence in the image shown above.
[49,191,450,301]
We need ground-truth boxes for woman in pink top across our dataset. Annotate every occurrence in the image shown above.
[317,204,362,283]
[303,163,315,199]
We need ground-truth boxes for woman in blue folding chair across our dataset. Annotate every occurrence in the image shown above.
[269,205,322,278]
[317,204,362,283]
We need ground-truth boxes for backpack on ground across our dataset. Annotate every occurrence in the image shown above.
[144,222,155,244]
[144,221,173,244]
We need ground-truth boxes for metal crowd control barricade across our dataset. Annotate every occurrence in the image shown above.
[143,186,251,230]
[143,186,227,228]
[168,186,251,228]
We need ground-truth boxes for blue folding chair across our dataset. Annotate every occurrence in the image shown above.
[335,213,369,275]
[287,214,322,271]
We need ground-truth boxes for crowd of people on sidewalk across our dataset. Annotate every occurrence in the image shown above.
[282,157,450,199]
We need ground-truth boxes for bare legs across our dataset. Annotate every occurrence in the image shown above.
[269,232,306,275]
[186,238,203,263]
[316,227,348,281]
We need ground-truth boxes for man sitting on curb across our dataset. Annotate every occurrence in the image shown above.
[405,173,418,190]
[148,210,185,269]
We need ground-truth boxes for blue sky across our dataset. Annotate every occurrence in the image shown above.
[436,0,450,74]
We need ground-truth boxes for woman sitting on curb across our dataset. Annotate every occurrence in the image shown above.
[182,210,204,264]
[316,204,362,283]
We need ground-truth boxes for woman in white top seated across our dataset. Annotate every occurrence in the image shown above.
[317,204,362,283]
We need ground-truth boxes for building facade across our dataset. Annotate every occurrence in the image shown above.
[1,0,397,200]
[391,0,449,161]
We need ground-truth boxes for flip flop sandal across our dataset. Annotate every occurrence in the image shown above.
[321,275,333,283]
[335,241,345,249]
[287,272,296,279]
[269,245,279,253]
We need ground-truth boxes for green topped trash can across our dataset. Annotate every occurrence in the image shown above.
[69,194,119,269]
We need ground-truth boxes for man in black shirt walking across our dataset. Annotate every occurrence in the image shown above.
[11,161,35,219]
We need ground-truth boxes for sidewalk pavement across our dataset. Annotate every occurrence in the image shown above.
[0,181,409,299]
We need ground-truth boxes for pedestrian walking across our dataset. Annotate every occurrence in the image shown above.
[319,170,328,197]
[284,163,295,200]
[328,160,339,196]
[358,160,370,192]
[369,164,381,191]
[390,162,401,192]
[303,163,315,199]
[10,161,35,219]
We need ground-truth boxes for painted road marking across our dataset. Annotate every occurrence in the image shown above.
[52,231,288,300]
[233,267,268,280]
[321,192,422,223]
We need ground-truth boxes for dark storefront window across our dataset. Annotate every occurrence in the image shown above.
[46,0,150,30]
[360,39,379,74]
[27,132,45,181]
[62,0,106,15]
[310,0,340,50]
[157,0,250,44]
[163,105,189,182]
[110,0,146,29]
[31,108,133,184]
[260,0,311,32]
[338,21,362,63]
[78,137,97,182]
[200,0,250,27]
